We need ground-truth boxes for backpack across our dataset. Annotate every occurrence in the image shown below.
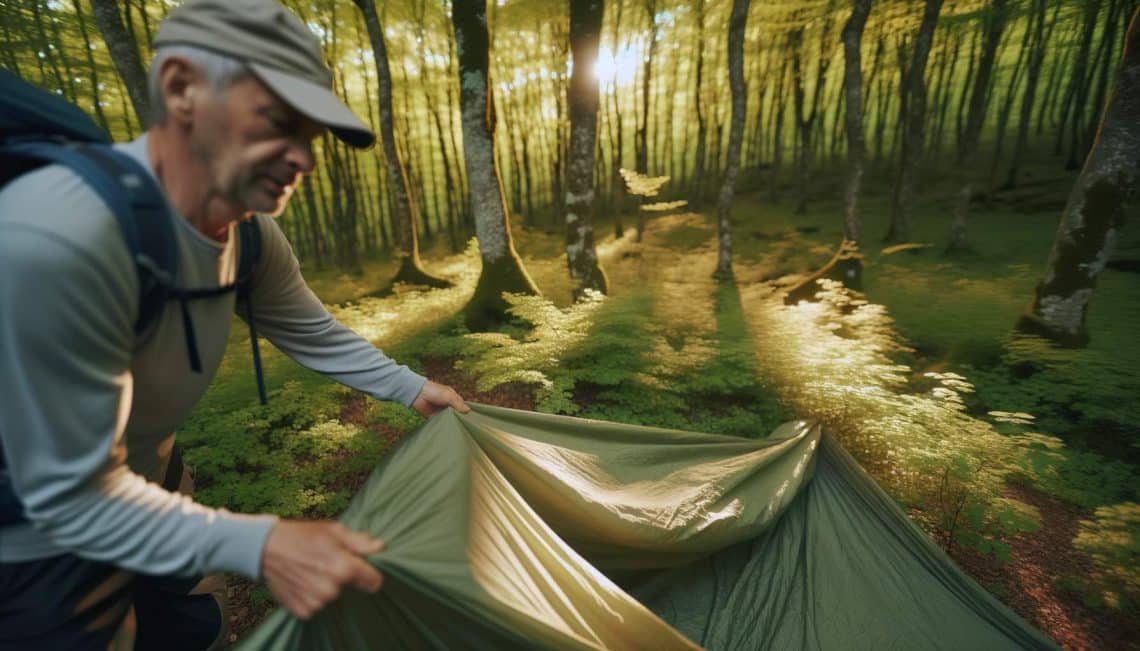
[0,70,269,525]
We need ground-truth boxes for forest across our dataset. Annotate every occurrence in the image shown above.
[2,0,1138,647]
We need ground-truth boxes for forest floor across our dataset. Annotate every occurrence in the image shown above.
[190,176,1138,649]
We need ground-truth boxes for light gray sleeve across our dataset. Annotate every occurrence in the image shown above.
[239,215,426,406]
[0,224,276,579]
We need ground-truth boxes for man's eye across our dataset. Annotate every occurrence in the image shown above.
[266,115,288,131]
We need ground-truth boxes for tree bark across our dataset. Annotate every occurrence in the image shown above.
[354,0,449,287]
[566,0,609,300]
[841,0,872,250]
[608,0,626,237]
[90,0,150,127]
[453,0,540,329]
[1064,0,1103,169]
[692,0,708,209]
[1002,0,1052,190]
[770,55,788,201]
[885,0,944,244]
[714,0,750,281]
[71,0,111,133]
[1018,7,1140,346]
[1083,0,1123,157]
[635,0,659,242]
[949,0,1009,252]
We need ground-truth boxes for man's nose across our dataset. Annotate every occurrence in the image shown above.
[287,138,316,175]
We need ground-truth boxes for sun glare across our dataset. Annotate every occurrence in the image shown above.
[594,44,642,88]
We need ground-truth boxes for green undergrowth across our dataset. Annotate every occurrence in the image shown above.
[729,182,1140,609]
[182,189,1139,612]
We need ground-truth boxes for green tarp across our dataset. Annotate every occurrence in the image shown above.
[240,404,1057,650]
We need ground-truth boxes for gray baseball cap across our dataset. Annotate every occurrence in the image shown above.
[155,0,375,149]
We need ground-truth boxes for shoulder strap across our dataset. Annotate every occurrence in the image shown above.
[237,218,268,405]
[236,218,262,297]
[1,141,178,334]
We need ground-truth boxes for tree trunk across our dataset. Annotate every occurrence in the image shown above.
[453,0,540,330]
[770,56,788,201]
[791,27,810,214]
[930,31,959,160]
[302,175,325,269]
[1018,7,1140,346]
[841,0,872,250]
[1083,0,1123,157]
[1002,0,1052,190]
[955,27,980,153]
[790,15,832,216]
[608,0,626,237]
[35,1,76,104]
[692,0,708,209]
[72,0,111,133]
[354,0,449,287]
[885,0,944,244]
[949,0,1009,252]
[90,0,150,127]
[1065,0,1103,169]
[986,19,1030,191]
[1037,19,1074,136]
[714,0,750,282]
[635,0,659,242]
[566,0,608,300]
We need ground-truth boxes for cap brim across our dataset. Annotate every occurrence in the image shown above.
[249,63,375,149]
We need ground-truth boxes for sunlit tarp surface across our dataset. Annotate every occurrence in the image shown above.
[239,404,1056,650]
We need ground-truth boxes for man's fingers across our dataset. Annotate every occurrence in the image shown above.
[345,554,384,593]
[335,525,385,556]
[444,385,469,412]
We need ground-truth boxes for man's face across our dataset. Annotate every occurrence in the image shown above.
[191,75,323,217]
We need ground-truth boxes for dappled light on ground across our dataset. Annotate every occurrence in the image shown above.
[740,278,1054,542]
[327,241,481,346]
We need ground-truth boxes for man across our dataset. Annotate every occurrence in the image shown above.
[0,0,468,647]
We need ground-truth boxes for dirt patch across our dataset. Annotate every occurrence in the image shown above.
[226,575,275,643]
[420,357,538,411]
[950,482,1140,650]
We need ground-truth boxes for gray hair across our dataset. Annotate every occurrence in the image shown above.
[147,45,250,125]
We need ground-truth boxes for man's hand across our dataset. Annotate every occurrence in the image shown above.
[411,379,469,419]
[261,521,384,620]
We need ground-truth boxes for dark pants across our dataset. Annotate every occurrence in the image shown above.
[0,448,227,650]
[0,554,224,650]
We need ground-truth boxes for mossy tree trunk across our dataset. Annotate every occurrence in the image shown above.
[566,0,609,301]
[453,0,540,330]
[355,0,450,288]
[1018,8,1140,346]
[714,0,750,282]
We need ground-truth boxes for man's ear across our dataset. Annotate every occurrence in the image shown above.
[158,56,202,125]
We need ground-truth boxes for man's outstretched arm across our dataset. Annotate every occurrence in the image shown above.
[238,215,468,415]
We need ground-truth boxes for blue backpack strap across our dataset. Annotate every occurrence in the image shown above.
[237,219,268,405]
[0,141,178,335]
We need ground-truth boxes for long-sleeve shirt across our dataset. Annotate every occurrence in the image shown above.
[0,135,426,579]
